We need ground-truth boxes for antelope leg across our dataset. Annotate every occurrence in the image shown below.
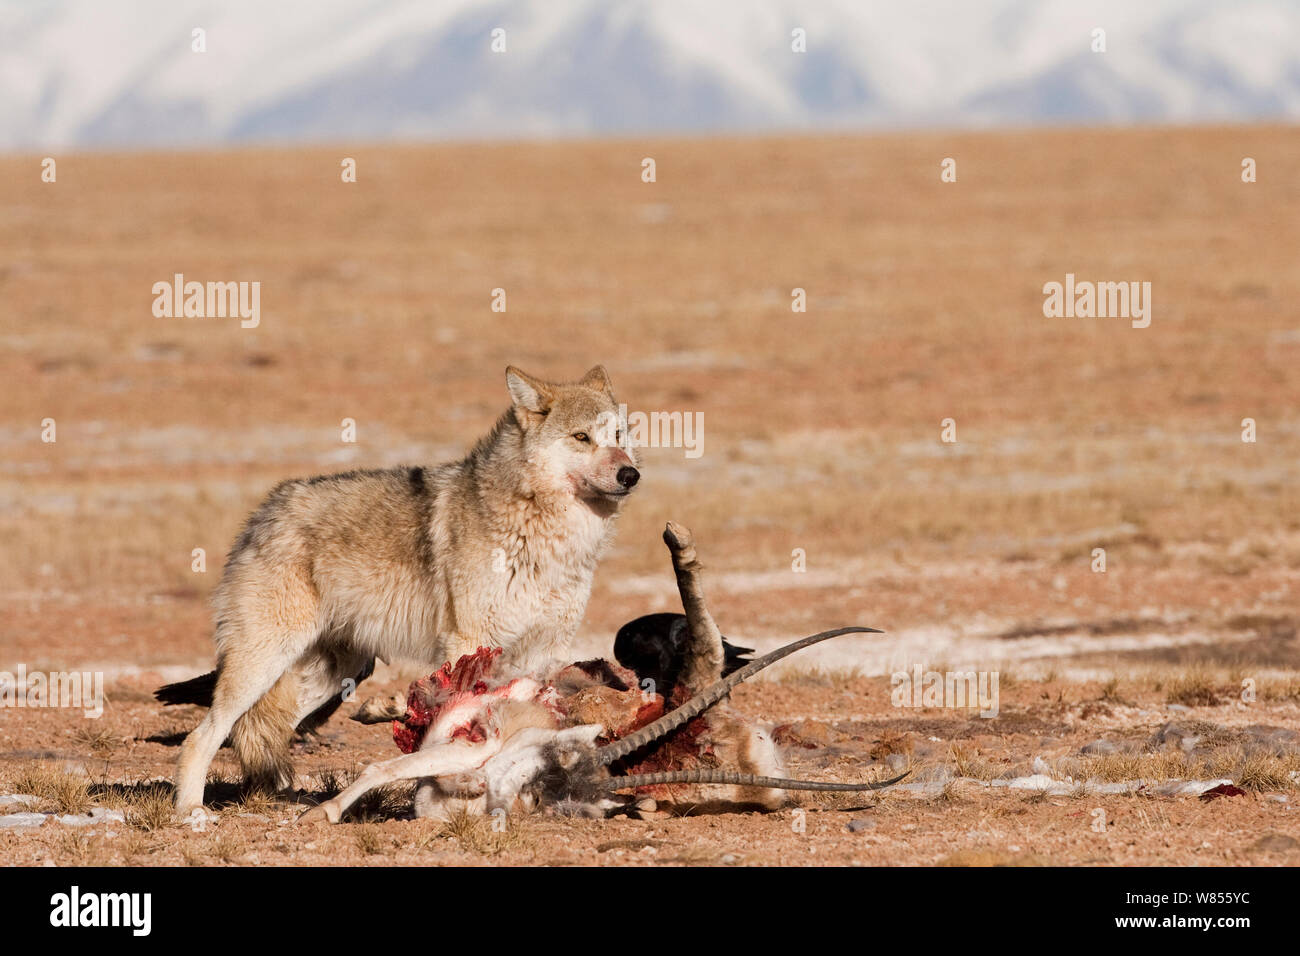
[663,521,726,692]
[301,737,503,824]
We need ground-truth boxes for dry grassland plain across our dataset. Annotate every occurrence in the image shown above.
[0,125,1297,865]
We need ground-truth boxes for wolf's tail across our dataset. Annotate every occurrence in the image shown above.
[155,670,217,707]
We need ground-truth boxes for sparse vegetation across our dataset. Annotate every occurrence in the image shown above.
[354,824,388,856]
[225,787,284,818]
[125,784,175,832]
[1165,670,1222,707]
[2,129,1299,866]
[6,763,93,815]
[428,807,521,855]
[74,726,118,755]
[950,744,994,781]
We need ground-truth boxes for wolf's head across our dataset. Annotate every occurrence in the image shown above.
[505,365,640,509]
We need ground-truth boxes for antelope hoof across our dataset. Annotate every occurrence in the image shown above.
[352,694,407,724]
[299,802,340,825]
[663,520,693,550]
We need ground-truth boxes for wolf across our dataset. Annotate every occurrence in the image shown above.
[169,365,640,814]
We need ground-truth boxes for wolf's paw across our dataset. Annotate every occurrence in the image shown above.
[174,805,216,829]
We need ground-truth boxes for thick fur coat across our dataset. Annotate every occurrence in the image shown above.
[172,365,639,813]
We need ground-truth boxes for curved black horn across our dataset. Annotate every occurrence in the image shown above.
[602,769,910,792]
[595,625,883,766]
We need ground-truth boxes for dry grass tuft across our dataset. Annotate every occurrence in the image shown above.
[120,830,166,860]
[772,665,861,690]
[949,744,995,781]
[1256,675,1300,702]
[225,788,284,818]
[354,824,389,856]
[1165,670,1222,706]
[1237,752,1299,792]
[316,766,353,794]
[927,779,972,805]
[73,726,119,755]
[126,784,175,831]
[869,730,914,760]
[1068,741,1300,793]
[6,763,93,814]
[57,831,103,865]
[429,806,521,855]
[206,832,246,864]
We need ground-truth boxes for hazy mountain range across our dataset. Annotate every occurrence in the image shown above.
[2,0,1297,150]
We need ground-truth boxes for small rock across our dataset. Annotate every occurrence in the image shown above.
[1166,704,1191,713]
[1081,739,1119,755]
[1149,721,1207,753]
[795,720,834,746]
[846,818,876,833]
[772,720,833,749]
[1002,774,1058,792]
[54,808,126,828]
[1244,725,1300,756]
[1252,833,1299,853]
[885,753,909,772]
[0,813,48,830]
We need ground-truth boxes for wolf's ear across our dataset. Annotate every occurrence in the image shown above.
[578,365,614,397]
[506,366,553,418]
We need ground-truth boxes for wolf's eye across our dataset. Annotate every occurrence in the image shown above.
[572,432,589,443]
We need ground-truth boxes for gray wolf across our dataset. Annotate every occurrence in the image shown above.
[170,365,639,813]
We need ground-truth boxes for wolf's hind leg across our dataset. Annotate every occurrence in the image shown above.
[175,621,320,814]
[227,644,371,795]
[230,672,300,794]
[233,647,375,797]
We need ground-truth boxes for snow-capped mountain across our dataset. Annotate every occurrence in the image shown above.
[1,0,1297,150]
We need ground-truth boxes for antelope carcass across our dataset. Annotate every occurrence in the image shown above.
[301,522,905,823]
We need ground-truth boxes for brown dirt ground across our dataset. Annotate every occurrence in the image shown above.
[0,125,1297,865]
